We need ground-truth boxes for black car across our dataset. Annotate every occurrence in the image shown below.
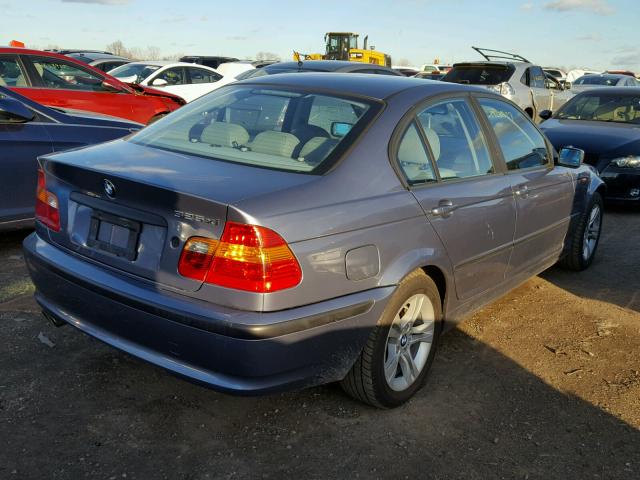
[179,55,240,69]
[235,60,403,80]
[541,87,640,203]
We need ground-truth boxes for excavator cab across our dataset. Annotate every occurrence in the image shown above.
[324,32,359,61]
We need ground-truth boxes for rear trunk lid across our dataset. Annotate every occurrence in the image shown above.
[41,139,316,292]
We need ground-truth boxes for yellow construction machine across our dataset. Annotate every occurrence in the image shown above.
[293,32,391,66]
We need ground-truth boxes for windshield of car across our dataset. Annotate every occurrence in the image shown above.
[130,85,379,174]
[574,75,620,86]
[108,64,161,83]
[554,93,640,124]
[442,64,515,85]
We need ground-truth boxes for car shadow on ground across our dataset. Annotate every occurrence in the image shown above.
[2,296,638,477]
[542,207,640,313]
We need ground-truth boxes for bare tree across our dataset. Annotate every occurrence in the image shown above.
[145,46,161,60]
[106,40,129,57]
[396,58,411,66]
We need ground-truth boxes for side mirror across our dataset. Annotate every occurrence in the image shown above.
[558,147,584,168]
[0,98,35,123]
[151,78,168,87]
[539,109,553,121]
[331,121,353,137]
[563,81,571,90]
[101,80,124,92]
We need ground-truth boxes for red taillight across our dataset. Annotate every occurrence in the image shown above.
[178,222,302,293]
[35,169,60,232]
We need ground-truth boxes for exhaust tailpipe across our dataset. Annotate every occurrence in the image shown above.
[43,310,67,328]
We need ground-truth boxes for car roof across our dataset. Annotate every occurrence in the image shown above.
[264,60,396,73]
[125,61,215,69]
[573,86,640,95]
[580,74,630,80]
[237,72,486,101]
[70,52,130,62]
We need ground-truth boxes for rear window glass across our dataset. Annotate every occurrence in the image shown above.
[443,65,514,85]
[130,85,378,174]
[574,76,619,86]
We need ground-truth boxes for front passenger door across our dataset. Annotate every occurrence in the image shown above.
[477,97,574,276]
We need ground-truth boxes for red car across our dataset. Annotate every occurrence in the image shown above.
[0,47,185,124]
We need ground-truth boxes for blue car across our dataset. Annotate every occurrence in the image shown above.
[0,86,141,231]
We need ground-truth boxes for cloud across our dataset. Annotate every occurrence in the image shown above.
[576,33,602,41]
[227,36,248,41]
[543,0,614,15]
[611,50,640,66]
[521,3,534,10]
[61,0,130,4]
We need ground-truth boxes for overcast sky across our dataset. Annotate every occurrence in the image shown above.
[2,0,639,70]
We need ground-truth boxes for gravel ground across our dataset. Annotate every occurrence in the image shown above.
[1,207,639,480]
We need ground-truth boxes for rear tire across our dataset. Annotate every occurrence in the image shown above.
[341,270,442,408]
[559,192,603,271]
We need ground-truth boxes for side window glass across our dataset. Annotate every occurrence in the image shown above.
[0,56,28,87]
[416,99,494,180]
[189,68,221,84]
[155,67,186,85]
[396,122,437,184]
[530,67,546,88]
[479,98,549,170]
[30,57,107,91]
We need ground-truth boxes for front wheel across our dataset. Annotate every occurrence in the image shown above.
[559,192,603,271]
[341,270,442,408]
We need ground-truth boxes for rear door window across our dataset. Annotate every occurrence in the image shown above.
[479,98,549,170]
[187,67,222,84]
[28,56,108,92]
[529,66,546,88]
[416,98,494,180]
[396,122,437,184]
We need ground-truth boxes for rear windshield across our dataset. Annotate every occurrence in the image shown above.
[130,85,379,174]
[443,64,515,85]
[574,75,619,86]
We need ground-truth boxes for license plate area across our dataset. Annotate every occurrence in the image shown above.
[87,211,140,261]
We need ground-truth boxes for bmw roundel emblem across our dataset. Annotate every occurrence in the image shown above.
[104,179,116,199]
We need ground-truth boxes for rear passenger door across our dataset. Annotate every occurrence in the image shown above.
[476,96,574,276]
[526,66,552,118]
[395,96,516,301]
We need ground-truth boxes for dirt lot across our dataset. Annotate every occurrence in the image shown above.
[1,208,639,480]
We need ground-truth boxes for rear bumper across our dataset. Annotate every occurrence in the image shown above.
[24,233,394,394]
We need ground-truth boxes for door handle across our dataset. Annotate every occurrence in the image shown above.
[514,185,529,198]
[430,199,456,218]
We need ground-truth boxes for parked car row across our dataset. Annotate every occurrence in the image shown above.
[2,42,639,409]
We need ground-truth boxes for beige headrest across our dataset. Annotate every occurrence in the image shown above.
[201,122,250,147]
[250,131,299,157]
